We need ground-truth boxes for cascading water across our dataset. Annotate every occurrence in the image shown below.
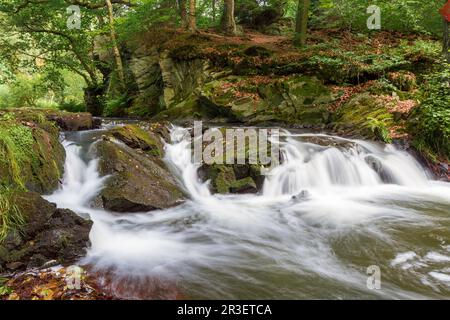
[45,126,450,299]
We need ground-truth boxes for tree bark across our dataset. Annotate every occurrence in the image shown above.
[444,18,450,63]
[221,0,237,35]
[187,0,196,31]
[294,0,310,47]
[105,0,125,89]
[179,0,188,28]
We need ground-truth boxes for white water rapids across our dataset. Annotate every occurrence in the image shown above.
[45,126,450,299]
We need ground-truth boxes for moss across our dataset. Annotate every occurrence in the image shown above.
[109,124,164,156]
[205,165,236,194]
[0,186,25,243]
[334,93,394,142]
[386,71,417,91]
[0,111,65,193]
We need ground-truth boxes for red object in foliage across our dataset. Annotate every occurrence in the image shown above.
[441,1,450,22]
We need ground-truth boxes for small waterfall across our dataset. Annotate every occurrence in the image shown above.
[262,135,430,197]
[46,126,450,299]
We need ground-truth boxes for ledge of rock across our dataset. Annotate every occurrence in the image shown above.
[0,192,92,273]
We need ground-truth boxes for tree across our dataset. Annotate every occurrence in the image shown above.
[187,0,196,31]
[0,0,134,115]
[221,0,237,35]
[105,0,125,90]
[294,0,310,47]
[443,0,450,62]
[445,19,450,62]
[179,0,188,28]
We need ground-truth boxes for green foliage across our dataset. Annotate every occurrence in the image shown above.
[104,94,130,117]
[0,185,25,243]
[58,100,86,113]
[409,66,450,160]
[364,116,392,143]
[314,0,443,36]
[0,116,35,188]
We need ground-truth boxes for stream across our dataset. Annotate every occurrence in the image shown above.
[45,124,450,299]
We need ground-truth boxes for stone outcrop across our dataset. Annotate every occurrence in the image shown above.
[0,192,92,273]
[93,125,184,212]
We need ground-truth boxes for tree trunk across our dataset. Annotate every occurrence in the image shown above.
[294,0,310,47]
[187,0,196,31]
[105,0,125,89]
[444,18,450,63]
[212,0,216,22]
[179,0,188,28]
[84,85,105,116]
[221,0,237,35]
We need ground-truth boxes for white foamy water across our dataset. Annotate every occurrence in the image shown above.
[46,126,450,299]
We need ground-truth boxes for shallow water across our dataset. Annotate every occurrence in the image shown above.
[45,126,450,299]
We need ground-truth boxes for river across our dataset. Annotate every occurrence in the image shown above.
[45,124,450,299]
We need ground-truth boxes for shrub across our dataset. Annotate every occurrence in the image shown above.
[408,67,450,160]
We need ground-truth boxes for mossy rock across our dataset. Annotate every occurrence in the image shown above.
[0,112,65,194]
[0,191,91,272]
[94,140,184,213]
[333,93,394,142]
[386,71,417,91]
[197,75,334,125]
[108,124,164,157]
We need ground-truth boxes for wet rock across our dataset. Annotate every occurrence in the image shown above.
[108,124,164,157]
[291,190,310,202]
[199,164,261,194]
[46,112,96,131]
[94,140,184,213]
[0,192,92,273]
[333,93,394,142]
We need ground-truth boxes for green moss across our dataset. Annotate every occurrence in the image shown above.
[0,110,65,193]
[110,124,164,156]
[0,186,25,243]
[334,93,394,142]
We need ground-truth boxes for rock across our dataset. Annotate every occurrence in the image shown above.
[46,112,96,131]
[0,192,92,273]
[94,140,184,213]
[387,71,417,91]
[229,177,258,194]
[199,164,261,194]
[0,110,66,194]
[108,124,164,157]
[291,190,310,202]
[333,93,394,142]
[197,75,334,125]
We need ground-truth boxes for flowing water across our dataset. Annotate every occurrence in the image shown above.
[45,125,450,299]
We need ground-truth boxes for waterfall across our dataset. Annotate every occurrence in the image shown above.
[46,126,450,299]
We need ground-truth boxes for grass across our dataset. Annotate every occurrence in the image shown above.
[0,185,25,243]
[0,115,35,188]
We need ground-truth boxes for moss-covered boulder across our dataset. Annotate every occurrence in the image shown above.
[0,191,92,272]
[94,139,184,213]
[199,164,260,194]
[333,93,395,142]
[0,112,65,194]
[107,124,164,157]
[387,71,417,91]
[196,75,334,125]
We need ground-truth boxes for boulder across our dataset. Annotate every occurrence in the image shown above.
[0,192,92,273]
[94,139,184,213]
[45,112,97,131]
[333,93,394,142]
[0,111,65,194]
[108,124,164,157]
